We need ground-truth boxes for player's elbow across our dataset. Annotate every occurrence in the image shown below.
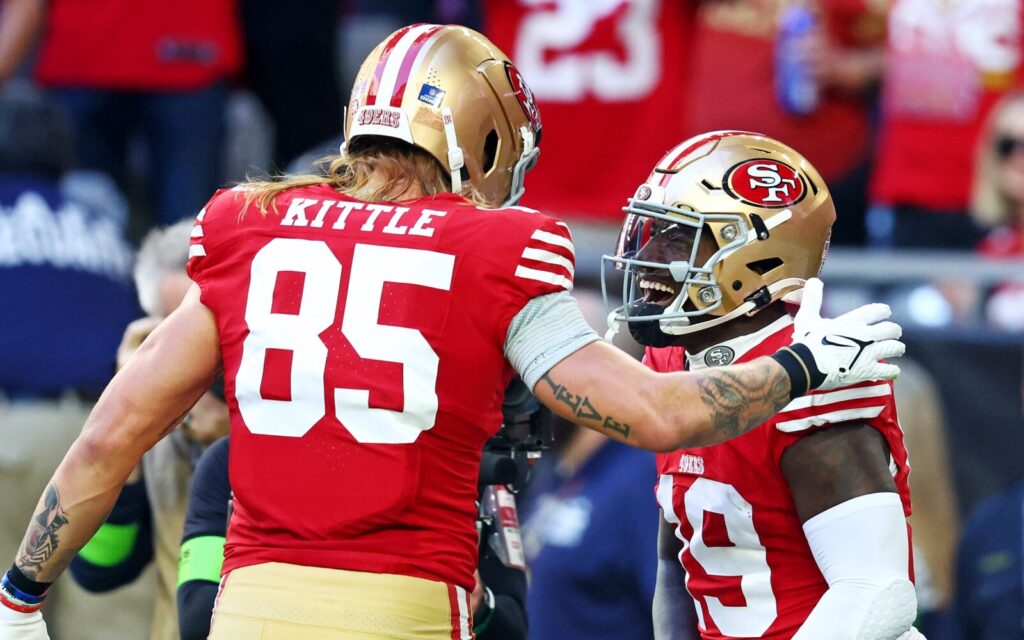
[836,577,919,639]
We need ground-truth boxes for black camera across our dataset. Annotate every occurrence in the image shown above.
[478,376,552,490]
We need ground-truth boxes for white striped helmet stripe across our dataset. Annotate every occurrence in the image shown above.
[375,24,439,106]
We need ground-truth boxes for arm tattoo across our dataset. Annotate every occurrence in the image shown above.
[539,373,632,439]
[16,484,69,580]
[697,362,791,442]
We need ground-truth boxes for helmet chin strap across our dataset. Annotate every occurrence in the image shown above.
[441,107,465,194]
[658,278,806,336]
[603,279,803,343]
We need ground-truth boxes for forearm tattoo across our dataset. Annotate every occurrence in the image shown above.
[16,484,69,581]
[539,373,632,438]
[697,361,791,442]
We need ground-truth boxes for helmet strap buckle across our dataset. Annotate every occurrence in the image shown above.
[441,107,465,194]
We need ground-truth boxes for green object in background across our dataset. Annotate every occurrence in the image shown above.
[78,522,140,567]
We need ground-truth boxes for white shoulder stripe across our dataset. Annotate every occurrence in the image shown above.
[531,229,574,254]
[190,225,204,238]
[515,265,572,290]
[780,383,890,413]
[776,406,887,433]
[196,207,207,221]
[520,247,574,276]
[188,244,207,258]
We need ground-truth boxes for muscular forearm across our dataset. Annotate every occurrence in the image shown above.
[538,343,791,452]
[14,429,145,583]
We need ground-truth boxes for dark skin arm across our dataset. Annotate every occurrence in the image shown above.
[653,516,694,640]
[781,422,896,524]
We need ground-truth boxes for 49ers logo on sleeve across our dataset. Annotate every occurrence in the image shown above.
[506,63,542,133]
[724,159,806,209]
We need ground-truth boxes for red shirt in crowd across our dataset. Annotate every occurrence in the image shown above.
[686,0,884,182]
[34,0,242,91]
[871,0,1024,212]
[187,186,575,590]
[485,0,692,221]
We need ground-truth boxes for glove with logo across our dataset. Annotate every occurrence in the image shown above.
[771,278,904,398]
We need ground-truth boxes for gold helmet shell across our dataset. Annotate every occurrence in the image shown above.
[603,130,835,336]
[345,24,542,207]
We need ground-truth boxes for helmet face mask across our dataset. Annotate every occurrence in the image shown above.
[602,131,836,343]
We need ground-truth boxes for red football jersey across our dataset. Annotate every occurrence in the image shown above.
[485,0,692,221]
[186,185,575,590]
[647,316,912,639]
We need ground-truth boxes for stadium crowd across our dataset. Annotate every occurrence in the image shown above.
[0,0,1021,639]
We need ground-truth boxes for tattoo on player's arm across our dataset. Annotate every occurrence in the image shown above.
[16,483,69,581]
[697,361,791,441]
[539,373,632,439]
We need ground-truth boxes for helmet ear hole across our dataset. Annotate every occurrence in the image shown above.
[482,129,498,175]
[746,257,784,275]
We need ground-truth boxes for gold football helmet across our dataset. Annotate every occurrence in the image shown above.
[602,130,835,338]
[345,24,542,207]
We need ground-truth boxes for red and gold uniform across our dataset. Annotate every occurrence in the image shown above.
[649,316,912,639]
[186,185,574,600]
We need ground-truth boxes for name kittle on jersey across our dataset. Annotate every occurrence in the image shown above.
[278,196,447,238]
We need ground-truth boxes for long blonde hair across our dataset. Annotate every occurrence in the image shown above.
[242,139,485,214]
[970,92,1024,229]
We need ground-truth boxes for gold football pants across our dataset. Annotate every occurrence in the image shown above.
[208,562,474,639]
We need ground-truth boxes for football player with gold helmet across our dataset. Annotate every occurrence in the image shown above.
[1,28,904,640]
[603,131,922,640]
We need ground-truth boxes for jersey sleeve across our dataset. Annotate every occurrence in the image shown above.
[769,380,913,516]
[507,214,576,302]
[185,188,242,294]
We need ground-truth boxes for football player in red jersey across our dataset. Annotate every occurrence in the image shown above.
[1,28,905,640]
[603,131,922,640]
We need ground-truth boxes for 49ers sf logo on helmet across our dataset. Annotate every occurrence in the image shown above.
[724,159,806,209]
[506,63,542,133]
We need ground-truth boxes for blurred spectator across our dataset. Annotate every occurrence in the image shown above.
[485,0,691,221]
[685,0,885,245]
[0,84,149,639]
[894,359,960,638]
[971,91,1024,330]
[69,220,230,640]
[0,0,242,228]
[951,477,1024,640]
[240,0,342,170]
[868,0,1023,249]
[518,290,670,640]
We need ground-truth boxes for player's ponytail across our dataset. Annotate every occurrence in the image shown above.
[241,138,487,215]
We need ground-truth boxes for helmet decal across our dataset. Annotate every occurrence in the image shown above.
[506,63,542,133]
[724,159,806,209]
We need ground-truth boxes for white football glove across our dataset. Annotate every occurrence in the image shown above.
[0,606,49,640]
[782,278,904,393]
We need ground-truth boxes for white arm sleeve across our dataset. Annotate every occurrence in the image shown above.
[792,492,924,640]
[504,291,600,390]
